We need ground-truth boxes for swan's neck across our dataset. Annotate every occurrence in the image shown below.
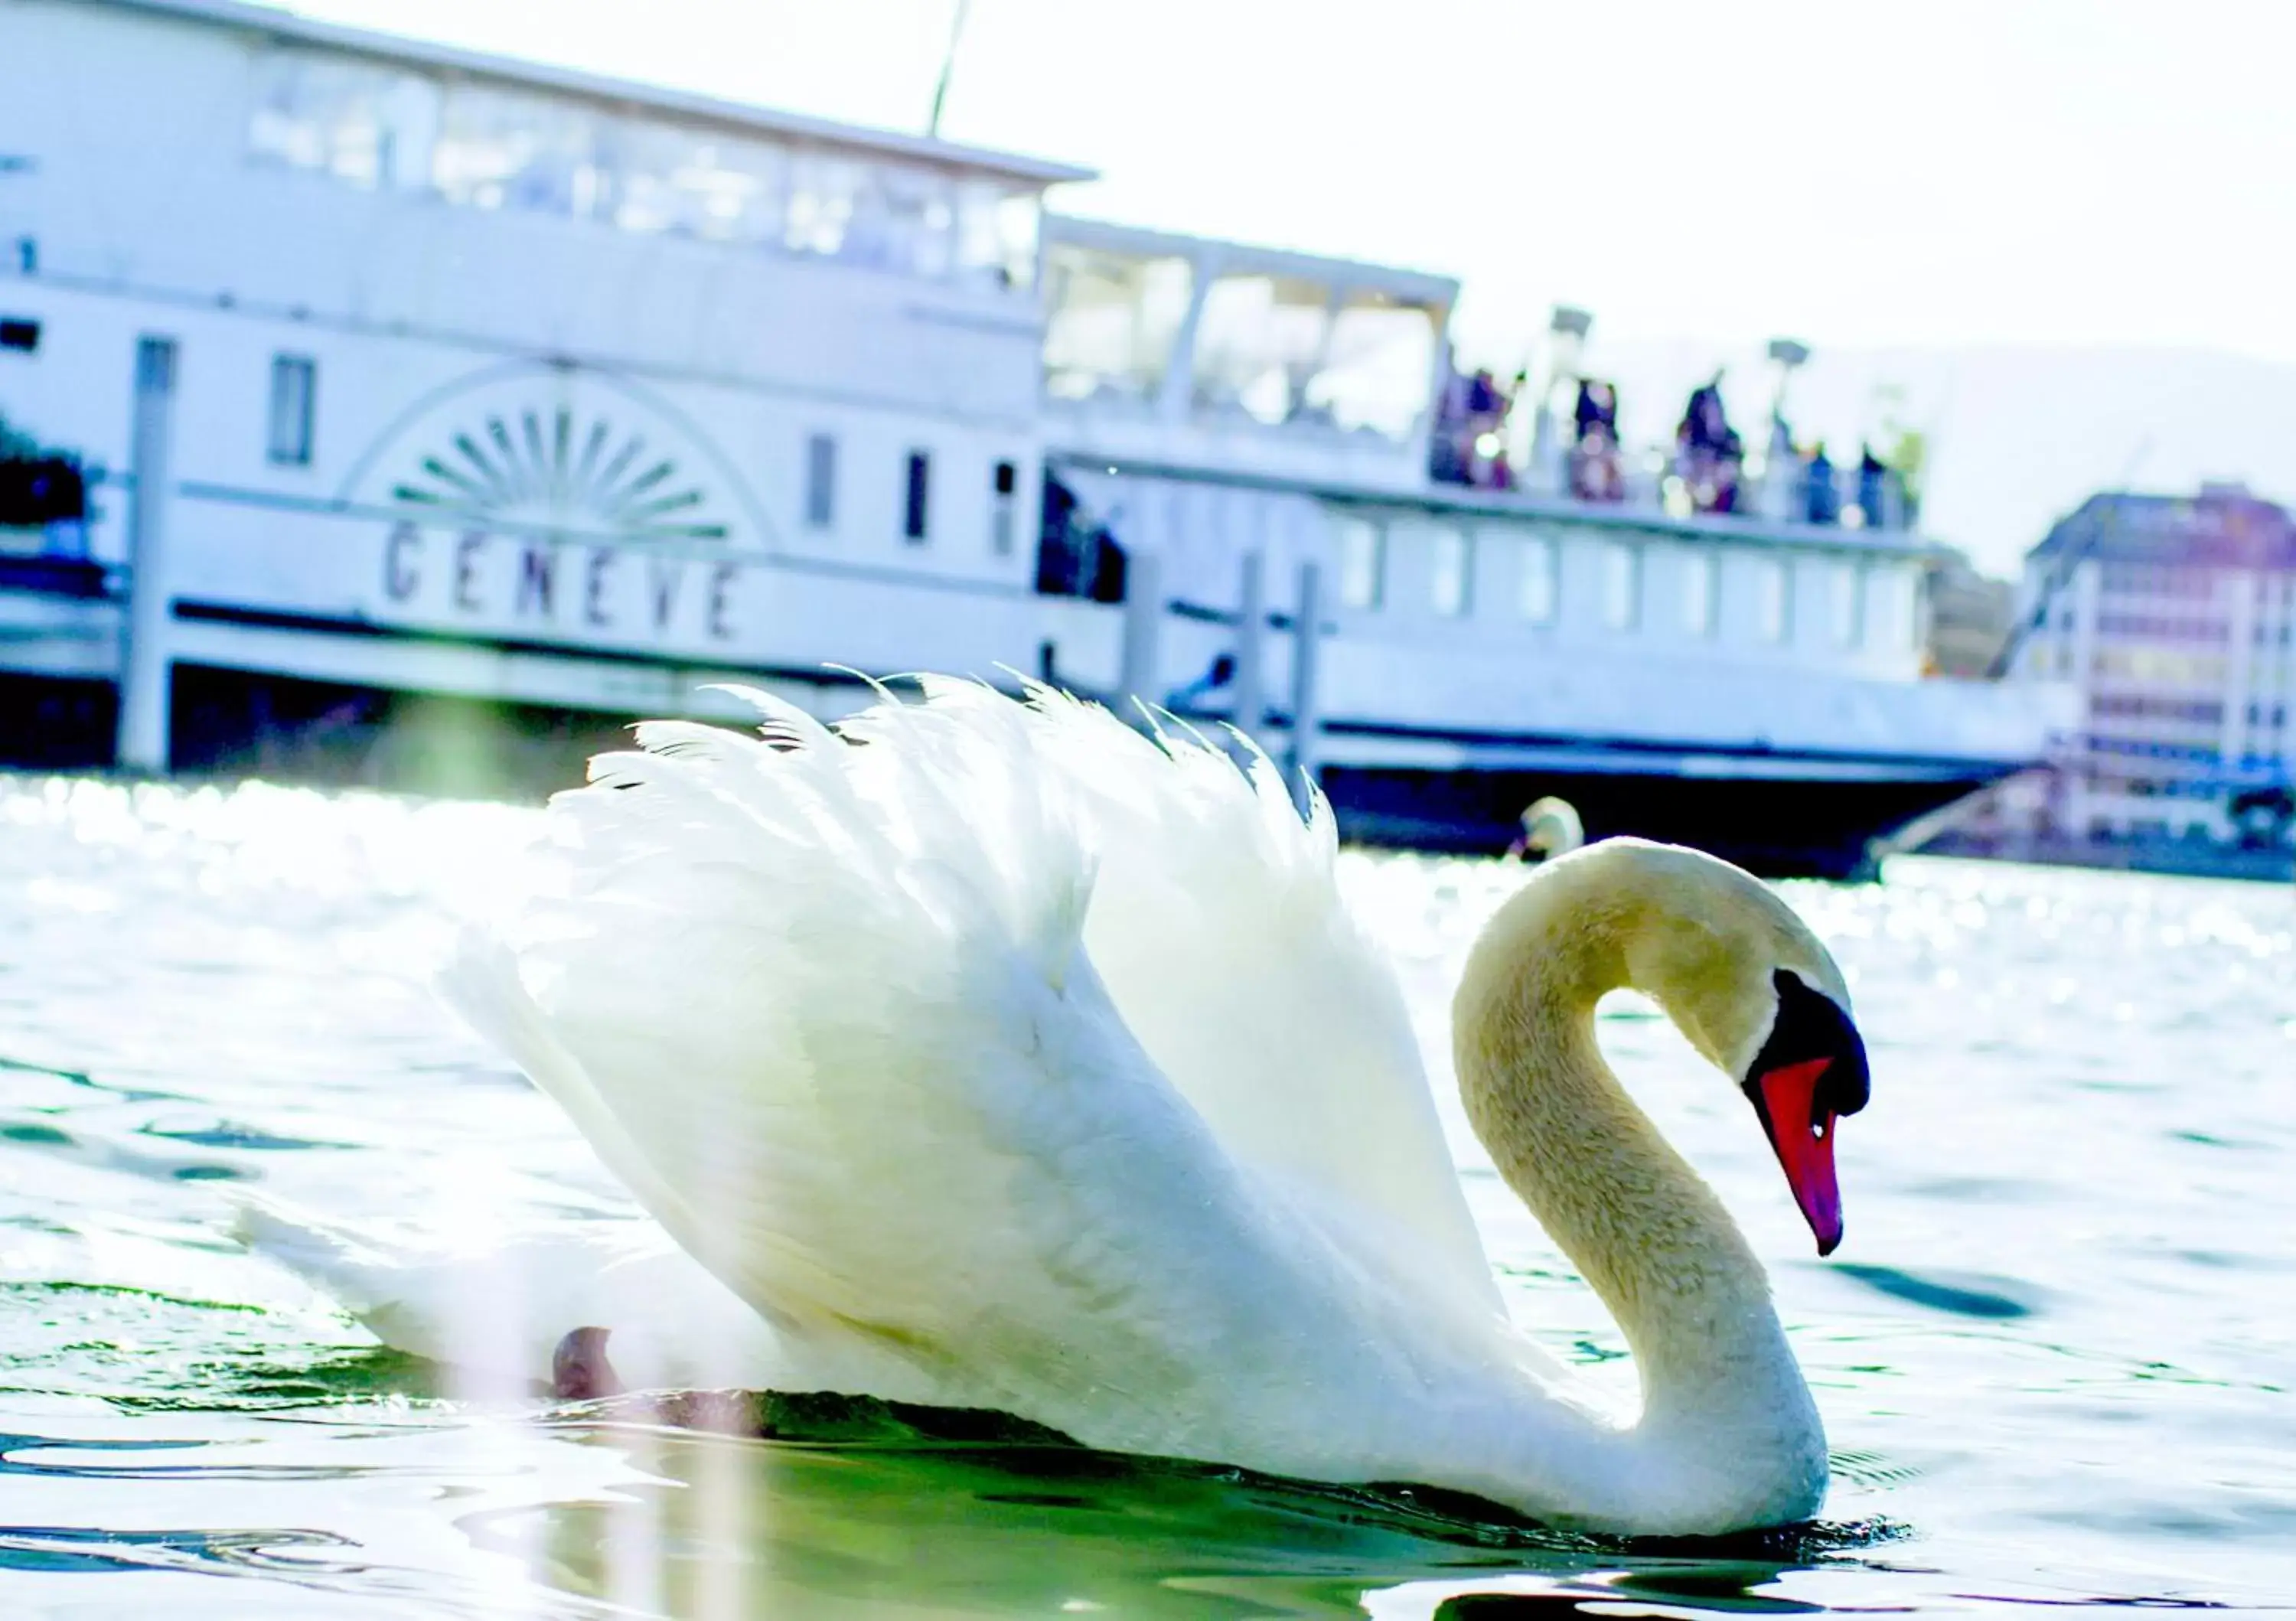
[1453,882,1821,1473]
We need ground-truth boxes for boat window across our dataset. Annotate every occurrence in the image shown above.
[987,455,1024,556]
[1429,527,1473,618]
[432,81,608,217]
[804,433,837,530]
[956,181,1042,292]
[1336,516,1385,610]
[889,165,959,279]
[606,122,789,243]
[990,460,1019,556]
[839,161,955,277]
[1831,562,1864,647]
[248,48,439,191]
[1300,289,1441,442]
[904,450,931,543]
[1192,275,1334,428]
[1681,549,1718,637]
[784,155,957,277]
[1868,563,1919,651]
[1042,244,1194,406]
[785,150,863,258]
[1516,533,1558,624]
[1601,543,1641,631]
[266,355,317,468]
[1755,556,1791,643]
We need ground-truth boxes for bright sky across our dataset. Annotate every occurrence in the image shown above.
[289,0,2296,357]
[284,0,2296,566]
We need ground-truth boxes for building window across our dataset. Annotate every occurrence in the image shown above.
[1337,516,1385,610]
[902,450,930,543]
[1601,542,1640,631]
[1681,550,1717,637]
[990,459,1018,556]
[804,432,836,530]
[1756,556,1789,642]
[267,354,316,466]
[1831,562,1864,647]
[1517,533,1557,624]
[1430,526,1473,618]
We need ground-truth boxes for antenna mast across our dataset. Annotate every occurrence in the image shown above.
[928,0,971,139]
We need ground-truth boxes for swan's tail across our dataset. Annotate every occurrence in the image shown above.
[230,1189,785,1393]
[230,1191,393,1316]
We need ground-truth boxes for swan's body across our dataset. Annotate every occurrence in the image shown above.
[243,681,1869,1535]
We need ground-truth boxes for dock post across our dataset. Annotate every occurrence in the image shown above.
[1286,560,1323,814]
[1231,550,1265,749]
[1116,549,1163,729]
[116,336,178,775]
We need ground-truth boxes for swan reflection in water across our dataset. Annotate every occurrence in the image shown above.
[475,1403,1855,1619]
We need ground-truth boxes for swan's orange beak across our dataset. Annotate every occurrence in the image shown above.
[1753,1058,1844,1256]
[1744,969,1869,1257]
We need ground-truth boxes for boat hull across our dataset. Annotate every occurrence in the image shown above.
[2,664,2001,881]
[1322,760,2004,880]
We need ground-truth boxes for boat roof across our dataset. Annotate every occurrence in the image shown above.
[1048,214,1458,305]
[85,0,1098,188]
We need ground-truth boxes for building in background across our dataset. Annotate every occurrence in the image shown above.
[1923,549,2015,677]
[1996,484,2296,863]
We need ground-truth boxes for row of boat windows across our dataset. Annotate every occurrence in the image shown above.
[1041,245,1441,445]
[265,354,1021,550]
[245,48,1042,291]
[1330,517,1916,649]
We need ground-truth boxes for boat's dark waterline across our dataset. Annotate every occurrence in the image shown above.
[3,665,1991,879]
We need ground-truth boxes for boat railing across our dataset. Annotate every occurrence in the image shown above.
[1437,430,1916,534]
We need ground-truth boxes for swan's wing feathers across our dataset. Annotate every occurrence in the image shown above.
[1015,683,1501,1314]
[448,688,1279,1415]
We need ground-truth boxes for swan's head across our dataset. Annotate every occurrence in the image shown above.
[1729,964,1869,1257]
[1534,840,1871,1254]
[1518,796,1586,862]
[1598,841,1870,1254]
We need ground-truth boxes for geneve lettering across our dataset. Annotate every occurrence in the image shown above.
[381,521,742,642]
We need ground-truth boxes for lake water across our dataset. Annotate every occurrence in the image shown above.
[0,774,2290,1617]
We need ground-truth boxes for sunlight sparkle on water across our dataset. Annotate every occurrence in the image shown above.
[0,775,2290,1616]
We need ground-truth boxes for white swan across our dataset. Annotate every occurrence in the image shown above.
[249,680,1872,1535]
[1508,795,1586,863]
